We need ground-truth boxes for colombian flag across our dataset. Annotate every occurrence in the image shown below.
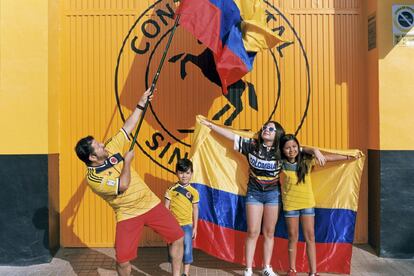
[176,0,284,93]
[189,116,365,274]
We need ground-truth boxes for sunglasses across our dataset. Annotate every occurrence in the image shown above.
[262,126,276,132]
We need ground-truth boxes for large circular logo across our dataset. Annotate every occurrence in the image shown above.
[115,0,310,173]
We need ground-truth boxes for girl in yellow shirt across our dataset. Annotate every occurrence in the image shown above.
[279,134,355,276]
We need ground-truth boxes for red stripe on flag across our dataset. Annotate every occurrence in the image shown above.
[194,220,352,274]
[215,45,249,94]
[176,0,222,54]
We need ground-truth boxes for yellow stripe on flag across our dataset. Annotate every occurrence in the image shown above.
[234,0,286,52]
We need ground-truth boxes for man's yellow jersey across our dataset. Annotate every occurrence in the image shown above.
[86,129,160,222]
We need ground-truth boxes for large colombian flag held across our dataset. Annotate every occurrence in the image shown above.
[189,116,365,274]
[176,0,283,93]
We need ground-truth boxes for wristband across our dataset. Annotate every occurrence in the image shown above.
[136,104,145,110]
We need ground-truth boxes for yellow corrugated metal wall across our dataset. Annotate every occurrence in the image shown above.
[60,0,368,247]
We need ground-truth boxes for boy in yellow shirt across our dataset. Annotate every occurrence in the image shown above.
[165,158,199,276]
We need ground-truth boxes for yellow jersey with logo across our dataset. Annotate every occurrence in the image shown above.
[165,183,199,226]
[86,129,160,222]
[281,159,316,211]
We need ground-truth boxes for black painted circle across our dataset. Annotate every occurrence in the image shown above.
[114,0,311,173]
[263,0,311,135]
[398,11,414,28]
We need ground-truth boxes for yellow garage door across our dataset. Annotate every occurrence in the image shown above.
[59,0,367,247]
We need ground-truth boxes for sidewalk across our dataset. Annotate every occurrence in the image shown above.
[0,245,413,276]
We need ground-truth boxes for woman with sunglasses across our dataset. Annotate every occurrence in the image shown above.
[200,119,326,276]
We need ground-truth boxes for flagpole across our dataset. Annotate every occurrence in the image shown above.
[129,14,181,151]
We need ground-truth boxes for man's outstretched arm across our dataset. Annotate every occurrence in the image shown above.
[123,88,154,134]
[119,150,134,193]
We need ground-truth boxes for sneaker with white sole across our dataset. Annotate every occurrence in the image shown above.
[244,268,253,276]
[262,265,278,276]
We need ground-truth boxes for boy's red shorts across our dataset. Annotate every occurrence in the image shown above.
[115,203,184,263]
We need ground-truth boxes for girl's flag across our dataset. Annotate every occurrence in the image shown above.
[176,0,284,93]
[189,116,365,274]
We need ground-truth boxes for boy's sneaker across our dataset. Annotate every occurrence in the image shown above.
[244,268,253,276]
[287,268,297,276]
[308,273,320,276]
[262,265,278,276]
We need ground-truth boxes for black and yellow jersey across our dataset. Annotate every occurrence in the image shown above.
[234,135,282,191]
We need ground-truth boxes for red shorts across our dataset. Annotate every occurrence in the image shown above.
[115,203,183,263]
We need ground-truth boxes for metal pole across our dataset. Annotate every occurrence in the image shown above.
[129,14,181,151]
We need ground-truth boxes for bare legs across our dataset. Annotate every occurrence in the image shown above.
[262,205,280,266]
[183,263,190,275]
[245,204,280,268]
[286,217,299,271]
[116,261,132,276]
[170,237,184,276]
[118,237,183,276]
[286,215,316,273]
[301,216,316,273]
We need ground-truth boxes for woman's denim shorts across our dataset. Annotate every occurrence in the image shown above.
[245,185,281,206]
[284,208,315,218]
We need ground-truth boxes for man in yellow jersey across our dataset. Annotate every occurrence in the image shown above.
[75,89,184,276]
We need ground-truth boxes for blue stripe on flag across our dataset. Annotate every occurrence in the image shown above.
[209,0,241,40]
[223,25,253,71]
[193,183,356,243]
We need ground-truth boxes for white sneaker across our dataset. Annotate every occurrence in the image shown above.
[244,268,253,276]
[262,266,278,276]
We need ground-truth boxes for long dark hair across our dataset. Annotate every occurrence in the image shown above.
[280,134,312,184]
[256,121,285,159]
